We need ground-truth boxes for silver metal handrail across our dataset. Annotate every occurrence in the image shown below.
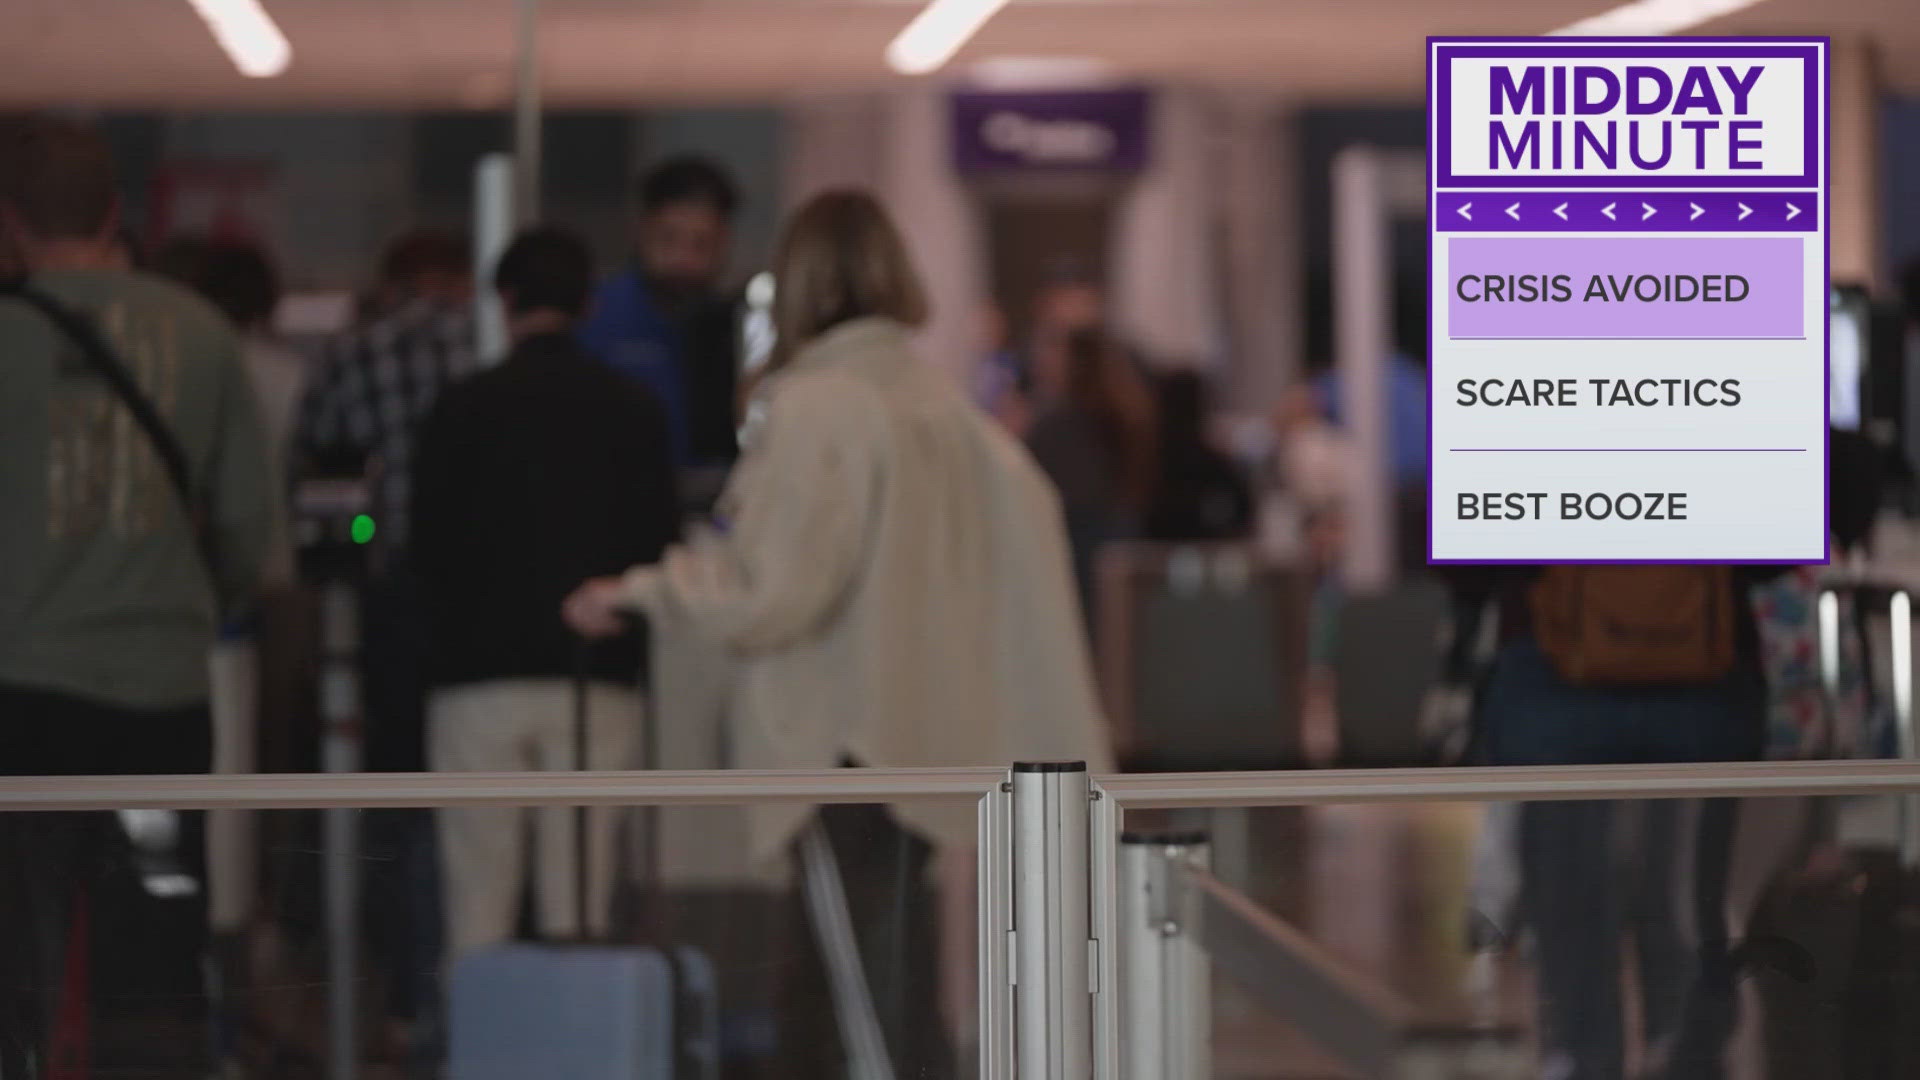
[1101,759,1920,808]
[0,766,1008,810]
[5,760,1920,812]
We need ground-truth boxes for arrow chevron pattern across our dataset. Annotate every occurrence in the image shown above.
[1435,193,1816,231]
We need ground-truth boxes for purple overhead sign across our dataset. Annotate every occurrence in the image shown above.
[951,88,1150,173]
[1426,37,1830,565]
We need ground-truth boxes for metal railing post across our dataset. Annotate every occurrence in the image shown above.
[1118,833,1211,1080]
[1012,761,1094,1078]
[473,153,514,365]
[978,778,1015,1079]
[1892,590,1920,867]
[318,579,361,1080]
[1090,779,1119,1078]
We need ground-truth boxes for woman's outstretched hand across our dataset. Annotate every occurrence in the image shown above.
[563,576,630,638]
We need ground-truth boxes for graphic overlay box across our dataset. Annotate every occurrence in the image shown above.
[1428,38,1828,563]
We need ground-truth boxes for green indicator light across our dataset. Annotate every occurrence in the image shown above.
[350,514,376,545]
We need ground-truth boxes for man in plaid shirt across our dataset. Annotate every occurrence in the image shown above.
[292,228,474,1064]
[297,229,477,569]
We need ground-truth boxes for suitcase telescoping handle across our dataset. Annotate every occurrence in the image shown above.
[577,634,715,1079]
[572,632,667,941]
[573,638,592,938]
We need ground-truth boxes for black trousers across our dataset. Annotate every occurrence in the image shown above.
[780,804,956,1080]
[357,567,443,1042]
[0,682,212,1079]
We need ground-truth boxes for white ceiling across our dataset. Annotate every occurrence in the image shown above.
[1,0,1915,108]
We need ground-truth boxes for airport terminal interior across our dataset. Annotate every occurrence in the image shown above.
[5,1,1920,1078]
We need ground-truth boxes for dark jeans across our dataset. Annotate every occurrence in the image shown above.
[1480,641,1763,1080]
[360,809,442,1034]
[358,567,443,1053]
[0,683,213,1079]
[361,567,430,775]
[780,805,955,1080]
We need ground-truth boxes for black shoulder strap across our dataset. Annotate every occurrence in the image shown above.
[2,281,196,513]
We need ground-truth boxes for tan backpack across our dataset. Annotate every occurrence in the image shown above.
[1528,565,1737,685]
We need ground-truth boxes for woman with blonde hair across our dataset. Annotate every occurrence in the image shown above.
[565,190,1113,1076]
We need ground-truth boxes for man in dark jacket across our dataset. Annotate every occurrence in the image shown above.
[412,226,678,953]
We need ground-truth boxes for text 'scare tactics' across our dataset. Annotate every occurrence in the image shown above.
[1428,37,1829,562]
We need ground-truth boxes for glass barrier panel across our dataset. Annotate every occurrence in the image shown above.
[0,799,981,1080]
[1116,791,1920,1080]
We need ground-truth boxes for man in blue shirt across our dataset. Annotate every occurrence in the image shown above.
[1314,354,1429,487]
[579,156,741,471]
[1315,354,1431,567]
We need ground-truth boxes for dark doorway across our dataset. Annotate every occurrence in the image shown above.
[983,189,1115,351]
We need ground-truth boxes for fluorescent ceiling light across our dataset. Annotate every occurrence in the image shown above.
[187,0,291,78]
[1553,0,1767,36]
[887,0,1015,76]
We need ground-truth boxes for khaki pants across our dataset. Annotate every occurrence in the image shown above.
[429,679,639,956]
[208,639,259,931]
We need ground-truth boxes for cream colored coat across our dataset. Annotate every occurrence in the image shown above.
[622,317,1115,863]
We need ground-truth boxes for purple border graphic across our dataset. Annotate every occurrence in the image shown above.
[1426,36,1831,567]
[1434,42,1820,189]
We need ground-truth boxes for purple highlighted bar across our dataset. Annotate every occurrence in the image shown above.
[1447,235,1804,339]
[1436,192,1816,232]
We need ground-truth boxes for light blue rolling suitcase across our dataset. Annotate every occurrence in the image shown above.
[448,652,719,1079]
[448,942,717,1079]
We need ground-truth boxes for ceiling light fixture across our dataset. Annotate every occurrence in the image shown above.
[186,0,291,78]
[887,0,1015,76]
[1552,0,1767,36]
